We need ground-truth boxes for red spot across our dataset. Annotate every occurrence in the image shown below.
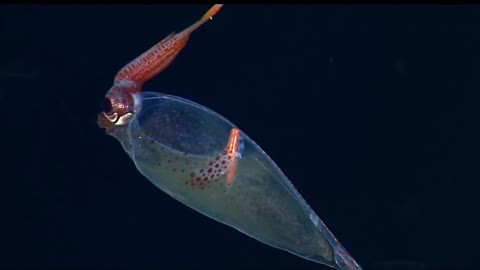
[209,161,213,166]
[199,169,204,173]
[207,168,213,173]
[203,177,208,181]
[200,186,205,190]
[210,175,214,179]
[215,155,220,161]
[190,172,195,178]
[221,160,226,165]
[227,155,232,159]
[196,177,201,182]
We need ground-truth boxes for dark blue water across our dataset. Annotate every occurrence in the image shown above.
[4,4,479,270]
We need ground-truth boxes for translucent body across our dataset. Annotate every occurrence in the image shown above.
[108,92,361,270]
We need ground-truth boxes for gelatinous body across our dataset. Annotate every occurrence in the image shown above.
[105,92,361,270]
[98,5,361,270]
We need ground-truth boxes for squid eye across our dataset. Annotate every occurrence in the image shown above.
[101,97,113,114]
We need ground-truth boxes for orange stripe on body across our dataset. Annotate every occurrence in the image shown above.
[225,128,240,187]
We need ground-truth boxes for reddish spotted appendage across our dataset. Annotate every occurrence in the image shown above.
[114,4,223,85]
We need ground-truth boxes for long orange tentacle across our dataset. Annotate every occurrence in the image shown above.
[114,4,223,88]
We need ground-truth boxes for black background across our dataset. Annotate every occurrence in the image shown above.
[3,4,480,270]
